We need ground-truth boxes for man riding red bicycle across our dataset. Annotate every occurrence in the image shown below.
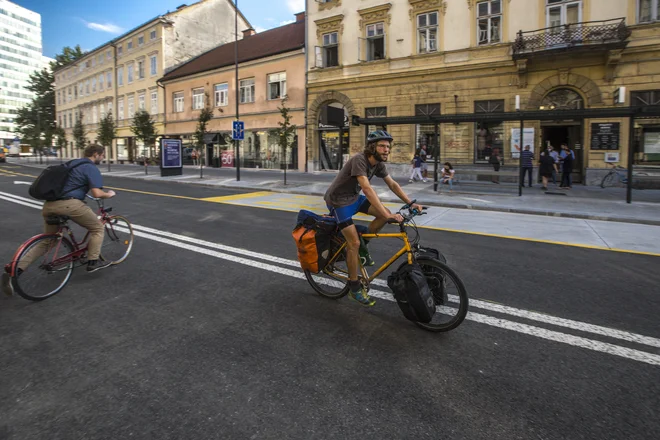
[324,130,423,307]
[2,144,116,296]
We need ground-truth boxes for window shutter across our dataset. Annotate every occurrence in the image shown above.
[315,46,323,68]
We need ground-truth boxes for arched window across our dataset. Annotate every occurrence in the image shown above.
[540,88,583,110]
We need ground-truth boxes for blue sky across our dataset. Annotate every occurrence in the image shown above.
[12,0,305,58]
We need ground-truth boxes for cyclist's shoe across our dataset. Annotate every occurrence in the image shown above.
[86,259,112,273]
[2,271,13,296]
[348,287,376,307]
[359,246,375,267]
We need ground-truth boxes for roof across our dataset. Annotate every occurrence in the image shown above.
[160,18,305,82]
[54,0,251,73]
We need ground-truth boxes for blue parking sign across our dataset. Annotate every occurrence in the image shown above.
[232,121,244,140]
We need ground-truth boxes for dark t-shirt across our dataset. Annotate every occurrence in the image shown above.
[324,153,388,207]
[562,154,573,172]
[61,158,103,200]
[539,154,555,174]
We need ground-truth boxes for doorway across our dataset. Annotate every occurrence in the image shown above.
[541,122,583,183]
[319,129,349,170]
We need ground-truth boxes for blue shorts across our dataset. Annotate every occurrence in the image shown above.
[327,195,371,224]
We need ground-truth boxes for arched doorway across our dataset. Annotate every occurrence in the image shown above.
[540,87,586,183]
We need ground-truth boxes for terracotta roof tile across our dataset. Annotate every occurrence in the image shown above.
[161,19,305,82]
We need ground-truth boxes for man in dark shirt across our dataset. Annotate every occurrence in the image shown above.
[2,144,116,295]
[324,130,422,307]
[520,145,534,188]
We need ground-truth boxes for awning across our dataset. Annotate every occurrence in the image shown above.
[203,133,220,143]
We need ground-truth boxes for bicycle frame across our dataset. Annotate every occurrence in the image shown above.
[5,201,113,276]
[325,231,414,285]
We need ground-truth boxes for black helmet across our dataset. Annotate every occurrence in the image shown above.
[367,130,393,143]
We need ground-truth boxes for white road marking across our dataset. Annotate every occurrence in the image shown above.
[2,190,660,366]
[13,181,31,185]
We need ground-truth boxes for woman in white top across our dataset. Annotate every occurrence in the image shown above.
[440,162,455,191]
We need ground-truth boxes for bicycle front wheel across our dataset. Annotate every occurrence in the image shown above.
[409,257,469,332]
[101,215,134,265]
[14,235,74,301]
[601,172,616,188]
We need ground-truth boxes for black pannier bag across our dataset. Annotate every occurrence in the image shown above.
[387,263,436,323]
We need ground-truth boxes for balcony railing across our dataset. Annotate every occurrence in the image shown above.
[512,18,631,58]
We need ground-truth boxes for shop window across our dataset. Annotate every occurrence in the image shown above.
[477,0,501,45]
[417,12,438,53]
[365,107,387,135]
[475,99,505,163]
[415,104,441,155]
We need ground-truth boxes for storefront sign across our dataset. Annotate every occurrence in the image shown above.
[590,123,619,150]
[510,128,535,158]
[604,152,620,163]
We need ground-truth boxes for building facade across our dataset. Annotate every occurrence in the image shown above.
[54,0,250,161]
[0,0,46,145]
[161,13,306,171]
[306,0,660,184]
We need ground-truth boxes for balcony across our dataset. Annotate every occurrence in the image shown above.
[512,18,631,60]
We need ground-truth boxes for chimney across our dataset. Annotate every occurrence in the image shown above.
[242,28,256,38]
[295,12,305,22]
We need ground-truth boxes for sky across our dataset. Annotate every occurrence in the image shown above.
[11,0,305,58]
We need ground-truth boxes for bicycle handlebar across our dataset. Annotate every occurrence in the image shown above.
[388,199,427,224]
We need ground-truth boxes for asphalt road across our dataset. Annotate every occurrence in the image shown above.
[1,164,659,440]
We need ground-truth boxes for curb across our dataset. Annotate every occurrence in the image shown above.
[8,161,660,227]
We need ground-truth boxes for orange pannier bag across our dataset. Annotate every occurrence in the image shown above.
[292,210,337,273]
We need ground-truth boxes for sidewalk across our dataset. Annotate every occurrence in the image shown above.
[7,158,660,226]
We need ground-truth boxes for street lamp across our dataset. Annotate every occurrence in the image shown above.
[235,0,240,181]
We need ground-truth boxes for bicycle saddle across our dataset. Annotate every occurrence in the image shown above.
[45,215,70,225]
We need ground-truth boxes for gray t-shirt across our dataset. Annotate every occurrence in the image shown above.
[324,153,388,207]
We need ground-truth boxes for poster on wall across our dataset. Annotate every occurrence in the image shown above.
[590,123,620,150]
[604,152,620,163]
[510,128,535,158]
[643,131,660,154]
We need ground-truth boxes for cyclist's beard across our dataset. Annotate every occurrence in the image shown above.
[373,150,385,162]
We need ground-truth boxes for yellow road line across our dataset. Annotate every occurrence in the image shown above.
[419,224,660,257]
[104,186,199,201]
[200,191,272,203]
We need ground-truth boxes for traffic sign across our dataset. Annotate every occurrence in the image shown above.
[232,121,244,140]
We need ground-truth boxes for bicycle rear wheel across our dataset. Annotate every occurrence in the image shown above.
[406,257,469,332]
[304,235,350,299]
[101,215,134,265]
[13,235,74,301]
[600,173,616,188]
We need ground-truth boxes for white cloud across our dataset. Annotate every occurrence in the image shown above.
[254,26,267,33]
[286,0,304,13]
[279,19,295,26]
[85,21,124,34]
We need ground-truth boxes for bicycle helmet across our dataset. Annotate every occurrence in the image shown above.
[364,130,393,162]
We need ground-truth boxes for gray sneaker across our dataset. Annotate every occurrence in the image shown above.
[2,272,14,296]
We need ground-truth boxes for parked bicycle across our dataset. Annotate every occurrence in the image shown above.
[4,195,134,301]
[600,163,648,188]
[304,203,469,332]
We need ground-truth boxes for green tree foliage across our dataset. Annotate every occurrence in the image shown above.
[98,112,116,150]
[51,45,85,70]
[193,93,214,177]
[271,96,297,184]
[72,113,87,150]
[130,109,158,163]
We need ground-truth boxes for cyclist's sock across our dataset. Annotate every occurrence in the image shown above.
[348,280,361,292]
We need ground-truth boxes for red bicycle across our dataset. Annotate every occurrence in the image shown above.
[4,195,134,301]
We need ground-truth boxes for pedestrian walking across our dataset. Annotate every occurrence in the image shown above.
[560,144,573,189]
[419,144,429,178]
[520,145,534,188]
[539,149,558,190]
[490,147,502,184]
[409,154,427,183]
[548,144,559,184]
[192,149,199,166]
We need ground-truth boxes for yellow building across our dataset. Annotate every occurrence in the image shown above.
[306,0,660,185]
[160,14,307,171]
[53,0,250,162]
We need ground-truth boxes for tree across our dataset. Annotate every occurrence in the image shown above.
[271,96,297,185]
[130,109,158,164]
[51,45,85,70]
[54,125,66,162]
[193,94,213,178]
[73,113,87,151]
[98,112,116,171]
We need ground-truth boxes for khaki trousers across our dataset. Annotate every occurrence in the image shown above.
[18,199,104,270]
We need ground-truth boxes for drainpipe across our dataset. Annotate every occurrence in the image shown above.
[304,1,309,173]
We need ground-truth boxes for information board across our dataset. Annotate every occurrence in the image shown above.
[590,123,620,150]
[161,139,182,168]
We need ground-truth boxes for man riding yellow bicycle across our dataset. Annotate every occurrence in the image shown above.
[323,130,423,307]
